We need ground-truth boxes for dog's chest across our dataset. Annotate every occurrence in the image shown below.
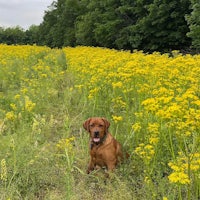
[90,144,105,162]
[90,144,102,157]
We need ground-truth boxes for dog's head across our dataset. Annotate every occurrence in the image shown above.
[83,117,110,143]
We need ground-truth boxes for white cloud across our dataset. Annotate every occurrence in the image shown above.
[0,0,53,30]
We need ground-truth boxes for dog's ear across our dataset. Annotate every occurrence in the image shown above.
[101,118,110,133]
[83,118,91,132]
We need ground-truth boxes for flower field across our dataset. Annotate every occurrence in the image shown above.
[0,44,200,199]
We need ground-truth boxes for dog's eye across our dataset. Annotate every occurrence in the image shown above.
[99,124,104,127]
[89,124,94,127]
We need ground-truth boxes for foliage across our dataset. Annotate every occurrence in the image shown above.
[130,0,191,51]
[38,0,85,48]
[40,0,191,52]
[1,44,200,199]
[186,0,200,50]
[76,0,191,51]
[25,25,40,45]
[0,26,26,45]
[0,0,196,52]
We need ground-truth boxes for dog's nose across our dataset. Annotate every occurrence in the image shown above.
[94,131,99,137]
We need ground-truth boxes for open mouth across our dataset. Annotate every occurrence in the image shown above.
[93,137,100,143]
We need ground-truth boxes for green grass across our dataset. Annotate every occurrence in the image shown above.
[1,45,200,200]
[0,47,134,200]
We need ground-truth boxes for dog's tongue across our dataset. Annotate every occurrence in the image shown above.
[93,138,100,143]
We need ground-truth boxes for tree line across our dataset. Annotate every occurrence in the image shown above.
[1,0,200,53]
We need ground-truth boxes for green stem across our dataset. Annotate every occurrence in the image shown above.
[178,185,182,200]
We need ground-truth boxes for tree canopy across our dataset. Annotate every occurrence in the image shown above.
[1,0,200,52]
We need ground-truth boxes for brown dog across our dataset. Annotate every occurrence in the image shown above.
[83,117,123,174]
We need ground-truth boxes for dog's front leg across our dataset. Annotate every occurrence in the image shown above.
[107,160,117,172]
[87,157,95,174]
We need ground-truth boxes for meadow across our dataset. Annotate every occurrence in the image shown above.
[0,44,200,200]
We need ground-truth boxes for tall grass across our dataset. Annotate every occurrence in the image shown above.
[0,44,200,199]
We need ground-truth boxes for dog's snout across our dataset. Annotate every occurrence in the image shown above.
[94,131,99,137]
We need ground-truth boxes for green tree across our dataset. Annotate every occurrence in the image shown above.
[75,0,97,46]
[75,12,98,46]
[125,0,191,52]
[37,0,192,52]
[0,26,26,45]
[75,0,191,52]
[62,0,85,46]
[76,0,126,48]
[114,0,139,50]
[0,27,4,43]
[38,1,58,47]
[39,0,84,48]
[186,0,200,50]
[92,0,122,48]
[25,25,40,44]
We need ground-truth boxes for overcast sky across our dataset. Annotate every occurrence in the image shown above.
[0,0,53,30]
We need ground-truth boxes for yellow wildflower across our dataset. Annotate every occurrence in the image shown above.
[112,97,126,109]
[10,103,17,111]
[25,97,36,112]
[144,176,150,184]
[21,88,28,94]
[112,81,123,88]
[88,88,99,99]
[135,143,155,161]
[168,171,190,185]
[112,115,123,123]
[56,137,75,152]
[141,98,159,112]
[149,137,159,145]
[132,122,141,132]
[192,100,200,106]
[147,123,160,134]
[14,94,21,99]
[41,73,47,78]
[5,111,16,121]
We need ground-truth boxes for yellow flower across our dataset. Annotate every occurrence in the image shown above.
[144,176,150,184]
[112,115,123,123]
[56,137,75,152]
[132,122,141,132]
[192,100,200,106]
[147,123,159,134]
[141,98,159,112]
[25,97,36,112]
[10,103,17,111]
[149,137,159,145]
[168,151,200,186]
[14,94,21,99]
[41,73,47,78]
[135,143,155,161]
[168,162,184,172]
[5,111,16,121]
[112,81,123,88]
[144,145,155,156]
[88,88,99,99]
[111,97,126,109]
[21,88,28,94]
[168,171,190,185]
